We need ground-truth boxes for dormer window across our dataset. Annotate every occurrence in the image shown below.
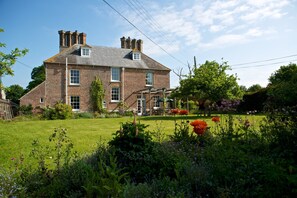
[81,47,90,57]
[132,52,141,60]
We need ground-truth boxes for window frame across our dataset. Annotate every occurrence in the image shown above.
[153,96,160,108]
[70,96,80,111]
[70,69,80,85]
[111,67,121,82]
[132,52,141,60]
[145,72,153,86]
[111,87,120,102]
[81,47,90,57]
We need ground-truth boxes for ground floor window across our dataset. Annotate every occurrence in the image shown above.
[111,87,120,102]
[70,96,80,111]
[153,95,160,107]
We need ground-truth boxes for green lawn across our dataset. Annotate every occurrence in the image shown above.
[0,114,265,169]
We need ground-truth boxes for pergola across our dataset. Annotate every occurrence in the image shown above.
[134,87,174,115]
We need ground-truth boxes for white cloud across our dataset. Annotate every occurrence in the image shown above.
[210,25,225,32]
[111,0,291,52]
[242,0,289,22]
[201,27,276,49]
[246,28,264,37]
[201,34,248,49]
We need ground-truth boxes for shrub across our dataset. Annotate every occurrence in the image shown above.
[42,102,73,120]
[0,167,26,197]
[19,104,33,115]
[123,183,152,198]
[108,121,154,182]
[261,106,297,163]
[237,88,267,113]
[74,112,94,119]
[188,100,197,113]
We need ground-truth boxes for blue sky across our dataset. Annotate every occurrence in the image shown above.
[1,0,297,89]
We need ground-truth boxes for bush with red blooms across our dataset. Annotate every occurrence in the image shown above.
[190,120,208,135]
[171,109,179,115]
[178,109,189,115]
[211,116,220,123]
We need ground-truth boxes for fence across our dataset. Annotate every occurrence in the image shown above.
[0,99,14,120]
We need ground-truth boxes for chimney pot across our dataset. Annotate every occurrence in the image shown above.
[137,39,143,52]
[126,37,131,49]
[131,39,137,50]
[120,36,126,49]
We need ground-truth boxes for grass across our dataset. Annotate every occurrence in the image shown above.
[0,114,264,169]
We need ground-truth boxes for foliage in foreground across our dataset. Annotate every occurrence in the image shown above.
[1,112,297,197]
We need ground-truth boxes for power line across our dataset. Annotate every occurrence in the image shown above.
[102,0,187,67]
[232,59,297,70]
[16,60,33,69]
[231,54,297,67]
[128,0,176,46]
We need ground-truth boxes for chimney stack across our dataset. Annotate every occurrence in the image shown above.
[131,39,137,49]
[120,36,143,52]
[126,37,131,49]
[137,39,143,52]
[58,30,86,52]
[121,36,126,49]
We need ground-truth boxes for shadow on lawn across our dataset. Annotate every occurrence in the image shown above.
[138,115,211,121]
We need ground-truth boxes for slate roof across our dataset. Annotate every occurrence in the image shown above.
[45,44,170,71]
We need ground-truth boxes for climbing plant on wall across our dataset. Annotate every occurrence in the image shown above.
[90,76,105,113]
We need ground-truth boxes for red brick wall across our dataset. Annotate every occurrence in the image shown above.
[37,63,170,112]
[20,81,45,108]
[45,64,65,107]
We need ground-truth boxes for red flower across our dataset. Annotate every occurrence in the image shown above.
[171,109,179,115]
[190,120,207,135]
[179,109,189,115]
[211,116,220,123]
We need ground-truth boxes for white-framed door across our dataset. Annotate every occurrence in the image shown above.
[137,98,146,116]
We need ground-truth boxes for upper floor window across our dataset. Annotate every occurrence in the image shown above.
[111,87,120,102]
[146,72,153,86]
[111,67,120,82]
[81,47,90,57]
[70,70,80,85]
[70,96,80,111]
[132,52,141,60]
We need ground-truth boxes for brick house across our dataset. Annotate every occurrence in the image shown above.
[20,30,172,115]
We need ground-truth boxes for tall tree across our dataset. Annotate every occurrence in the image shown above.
[0,28,28,89]
[240,85,248,92]
[267,63,297,108]
[173,60,243,115]
[247,84,262,93]
[26,64,45,92]
[5,84,25,104]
